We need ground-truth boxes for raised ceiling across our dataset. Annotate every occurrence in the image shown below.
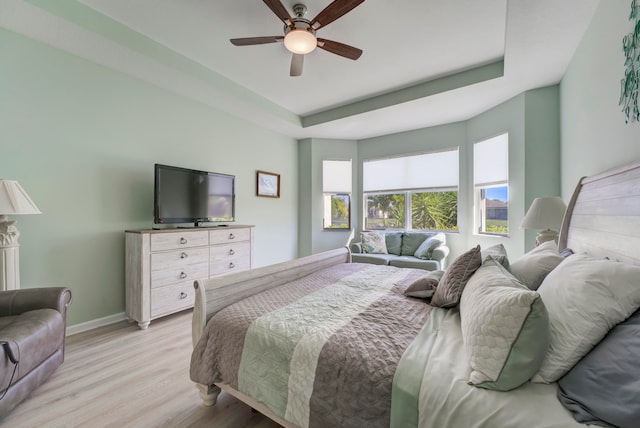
[3,0,600,139]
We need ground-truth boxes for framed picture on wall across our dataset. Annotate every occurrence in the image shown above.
[256,170,280,198]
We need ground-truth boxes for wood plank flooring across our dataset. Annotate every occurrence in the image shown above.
[1,310,281,428]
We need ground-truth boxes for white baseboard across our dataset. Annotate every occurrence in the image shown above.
[67,312,127,336]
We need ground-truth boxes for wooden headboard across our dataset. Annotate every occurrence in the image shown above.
[559,160,640,266]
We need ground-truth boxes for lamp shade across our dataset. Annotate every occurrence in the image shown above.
[0,180,41,216]
[521,197,566,230]
[284,29,317,54]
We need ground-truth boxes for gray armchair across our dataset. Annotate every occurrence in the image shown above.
[0,287,72,417]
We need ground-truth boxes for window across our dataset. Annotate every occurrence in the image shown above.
[323,160,352,229]
[363,150,459,231]
[474,133,509,236]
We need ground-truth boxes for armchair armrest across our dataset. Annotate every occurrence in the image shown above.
[0,288,72,321]
[431,245,450,265]
[350,242,364,254]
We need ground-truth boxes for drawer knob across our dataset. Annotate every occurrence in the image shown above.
[228,249,235,255]
[180,272,188,279]
[180,252,189,259]
[180,237,188,244]
[229,262,235,269]
[179,292,188,300]
[228,233,235,240]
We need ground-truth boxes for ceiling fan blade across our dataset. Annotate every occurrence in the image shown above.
[262,0,293,26]
[290,54,304,77]
[317,38,362,60]
[310,0,365,30]
[230,36,284,46]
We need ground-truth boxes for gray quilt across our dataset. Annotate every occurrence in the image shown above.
[190,263,433,428]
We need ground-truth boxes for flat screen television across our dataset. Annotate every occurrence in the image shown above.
[154,164,235,226]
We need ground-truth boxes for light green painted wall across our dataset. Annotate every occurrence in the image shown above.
[0,29,298,326]
[298,138,358,256]
[560,0,640,197]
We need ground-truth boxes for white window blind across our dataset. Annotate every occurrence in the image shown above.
[474,133,508,186]
[363,149,459,192]
[323,160,352,193]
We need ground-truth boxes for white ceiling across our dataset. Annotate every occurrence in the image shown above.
[5,0,600,139]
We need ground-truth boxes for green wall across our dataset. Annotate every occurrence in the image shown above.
[560,0,640,197]
[0,30,299,327]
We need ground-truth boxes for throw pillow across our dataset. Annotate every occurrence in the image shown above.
[460,258,549,391]
[532,253,640,383]
[404,270,444,298]
[400,232,430,256]
[360,231,388,254]
[413,233,445,260]
[430,245,482,308]
[481,243,509,269]
[385,232,403,255]
[558,308,640,428]
[509,240,563,290]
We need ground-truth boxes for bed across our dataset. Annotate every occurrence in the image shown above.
[190,160,640,428]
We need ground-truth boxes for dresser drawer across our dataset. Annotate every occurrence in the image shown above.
[210,242,251,276]
[150,261,209,289]
[210,228,250,244]
[151,248,209,272]
[151,231,209,251]
[151,282,195,317]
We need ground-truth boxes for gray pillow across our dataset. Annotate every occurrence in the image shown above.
[509,240,563,290]
[558,308,640,428]
[400,232,429,256]
[413,233,445,260]
[404,270,444,298]
[481,243,509,269]
[385,232,403,255]
[431,245,482,308]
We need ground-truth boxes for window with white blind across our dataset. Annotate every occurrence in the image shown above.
[323,160,352,230]
[474,133,509,236]
[363,149,459,231]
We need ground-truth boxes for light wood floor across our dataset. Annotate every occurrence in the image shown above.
[1,310,282,428]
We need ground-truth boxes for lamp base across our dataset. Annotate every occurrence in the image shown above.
[536,229,559,246]
[0,216,20,290]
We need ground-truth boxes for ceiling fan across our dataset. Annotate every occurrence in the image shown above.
[230,0,365,77]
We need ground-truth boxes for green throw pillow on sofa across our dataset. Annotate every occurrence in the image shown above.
[385,232,403,255]
[401,232,430,256]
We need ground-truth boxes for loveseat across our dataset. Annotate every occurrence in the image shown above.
[350,231,449,271]
[0,287,72,417]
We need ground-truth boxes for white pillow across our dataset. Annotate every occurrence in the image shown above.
[460,258,549,391]
[509,240,563,290]
[532,253,640,383]
[360,231,387,254]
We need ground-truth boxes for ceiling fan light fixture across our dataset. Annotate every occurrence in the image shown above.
[284,29,317,54]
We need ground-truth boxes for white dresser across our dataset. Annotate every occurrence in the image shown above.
[125,225,253,329]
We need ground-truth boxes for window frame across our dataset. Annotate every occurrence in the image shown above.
[473,133,509,237]
[323,193,352,230]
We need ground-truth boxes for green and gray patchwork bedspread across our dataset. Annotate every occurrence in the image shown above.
[190,263,435,428]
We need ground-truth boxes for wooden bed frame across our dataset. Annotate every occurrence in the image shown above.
[191,159,640,427]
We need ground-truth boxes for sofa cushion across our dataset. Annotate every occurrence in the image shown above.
[0,309,64,386]
[414,232,445,259]
[400,232,430,256]
[360,231,388,254]
[389,257,440,271]
[384,232,403,255]
[351,253,396,265]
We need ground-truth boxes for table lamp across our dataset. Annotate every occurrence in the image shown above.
[0,180,41,291]
[521,197,567,246]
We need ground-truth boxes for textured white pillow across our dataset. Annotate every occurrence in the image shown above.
[360,231,388,254]
[532,253,640,383]
[509,241,563,290]
[460,258,549,391]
